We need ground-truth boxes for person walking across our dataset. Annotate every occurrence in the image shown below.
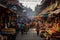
[24,22,30,34]
[35,21,40,36]
[20,22,25,35]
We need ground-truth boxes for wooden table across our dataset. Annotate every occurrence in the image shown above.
[1,28,16,40]
[45,29,60,40]
[1,28,16,35]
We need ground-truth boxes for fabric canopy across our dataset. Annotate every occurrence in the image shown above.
[51,9,60,14]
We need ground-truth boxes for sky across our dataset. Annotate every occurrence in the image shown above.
[19,0,42,11]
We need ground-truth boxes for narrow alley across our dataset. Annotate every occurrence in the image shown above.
[0,0,60,40]
[16,28,45,40]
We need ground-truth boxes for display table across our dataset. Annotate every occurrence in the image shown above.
[45,28,60,40]
[46,28,58,35]
[0,28,16,40]
[1,28,16,35]
[46,29,54,35]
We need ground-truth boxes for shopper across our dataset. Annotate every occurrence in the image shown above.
[24,22,30,34]
[20,22,25,35]
[35,21,40,36]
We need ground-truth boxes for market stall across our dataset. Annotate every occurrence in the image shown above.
[44,12,60,40]
[0,3,17,40]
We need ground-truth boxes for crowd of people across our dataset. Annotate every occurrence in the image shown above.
[17,19,60,36]
[17,21,41,35]
[17,22,30,35]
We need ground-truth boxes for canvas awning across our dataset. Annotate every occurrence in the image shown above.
[0,3,6,8]
[48,9,60,17]
[39,13,48,18]
[0,3,16,14]
[50,9,60,14]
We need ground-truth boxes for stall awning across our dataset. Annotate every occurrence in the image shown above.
[0,3,17,14]
[51,9,60,14]
[48,9,60,17]
[0,3,6,8]
[9,9,16,14]
[39,13,48,18]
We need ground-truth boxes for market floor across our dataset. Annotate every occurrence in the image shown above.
[16,28,45,40]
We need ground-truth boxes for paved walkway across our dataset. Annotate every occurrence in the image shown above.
[16,28,45,40]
